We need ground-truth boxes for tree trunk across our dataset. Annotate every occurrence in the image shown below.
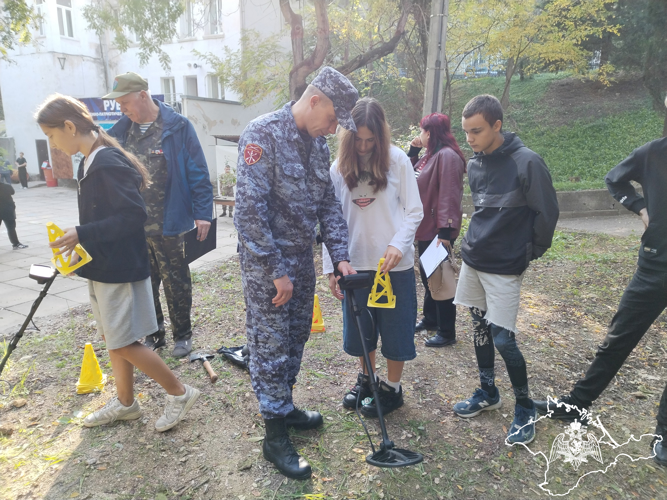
[280,0,330,100]
[500,57,515,110]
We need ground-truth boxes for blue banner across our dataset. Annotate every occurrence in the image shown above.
[79,95,165,122]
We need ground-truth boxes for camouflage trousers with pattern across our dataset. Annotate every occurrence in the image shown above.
[147,234,193,342]
[239,247,315,419]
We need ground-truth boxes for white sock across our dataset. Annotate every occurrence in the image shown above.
[386,379,401,392]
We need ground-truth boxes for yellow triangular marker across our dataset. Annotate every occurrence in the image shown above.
[367,258,396,309]
[76,343,107,394]
[311,294,325,333]
[47,222,92,275]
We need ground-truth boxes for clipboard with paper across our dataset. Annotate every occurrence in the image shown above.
[419,235,449,278]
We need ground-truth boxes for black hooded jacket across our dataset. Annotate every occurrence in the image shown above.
[75,147,150,283]
[461,133,559,275]
[605,137,667,272]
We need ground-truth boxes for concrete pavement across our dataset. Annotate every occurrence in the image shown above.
[0,183,238,336]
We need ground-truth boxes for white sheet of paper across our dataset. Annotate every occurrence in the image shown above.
[420,235,449,278]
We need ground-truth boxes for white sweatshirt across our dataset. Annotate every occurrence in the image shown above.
[323,145,424,274]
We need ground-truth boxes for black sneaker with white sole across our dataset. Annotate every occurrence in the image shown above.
[360,381,404,418]
[343,373,373,410]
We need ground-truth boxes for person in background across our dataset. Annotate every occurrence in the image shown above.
[0,178,28,249]
[408,113,466,347]
[15,152,28,189]
[105,72,213,358]
[324,97,423,417]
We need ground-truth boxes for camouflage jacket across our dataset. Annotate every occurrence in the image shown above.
[234,102,350,280]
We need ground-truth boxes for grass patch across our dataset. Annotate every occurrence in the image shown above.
[443,73,664,189]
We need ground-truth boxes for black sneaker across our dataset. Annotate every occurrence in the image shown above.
[342,373,373,410]
[12,243,28,250]
[360,381,404,418]
[534,396,591,424]
[144,333,166,350]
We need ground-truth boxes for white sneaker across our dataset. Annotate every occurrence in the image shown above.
[83,398,142,427]
[155,384,200,432]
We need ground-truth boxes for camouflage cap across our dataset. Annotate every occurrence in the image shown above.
[310,66,359,132]
[102,72,148,99]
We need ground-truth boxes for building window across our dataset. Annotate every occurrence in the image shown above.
[161,77,176,105]
[57,0,74,38]
[184,76,198,97]
[209,0,223,35]
[207,74,224,99]
[180,0,195,38]
[35,0,45,36]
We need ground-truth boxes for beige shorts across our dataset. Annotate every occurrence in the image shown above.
[88,278,158,350]
[453,262,525,333]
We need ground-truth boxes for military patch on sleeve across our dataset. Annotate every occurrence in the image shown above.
[243,144,263,165]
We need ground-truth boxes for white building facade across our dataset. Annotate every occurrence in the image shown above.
[0,0,286,181]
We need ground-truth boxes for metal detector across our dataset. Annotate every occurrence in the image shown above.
[338,272,423,468]
[0,264,58,378]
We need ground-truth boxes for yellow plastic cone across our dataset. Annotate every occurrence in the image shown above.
[311,294,325,333]
[76,343,107,394]
[47,222,93,275]
[367,258,396,309]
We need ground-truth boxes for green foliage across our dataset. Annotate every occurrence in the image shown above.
[0,0,35,59]
[443,72,663,190]
[83,0,183,70]
[195,30,291,106]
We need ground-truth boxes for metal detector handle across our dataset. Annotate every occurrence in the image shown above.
[0,272,57,377]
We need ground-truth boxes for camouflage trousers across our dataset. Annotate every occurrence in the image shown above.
[147,234,192,342]
[239,247,315,419]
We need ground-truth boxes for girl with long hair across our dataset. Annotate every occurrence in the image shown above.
[409,112,466,348]
[36,94,199,431]
[324,98,423,417]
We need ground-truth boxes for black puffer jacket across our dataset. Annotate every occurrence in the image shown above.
[461,133,559,275]
[75,148,150,283]
[605,137,667,272]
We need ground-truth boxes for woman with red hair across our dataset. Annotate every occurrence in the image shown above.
[409,113,466,347]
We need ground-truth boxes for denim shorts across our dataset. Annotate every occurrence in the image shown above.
[342,268,417,362]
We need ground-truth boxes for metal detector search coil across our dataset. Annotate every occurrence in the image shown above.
[338,272,424,469]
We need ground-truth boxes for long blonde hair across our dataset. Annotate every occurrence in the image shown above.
[35,94,151,190]
[336,98,391,193]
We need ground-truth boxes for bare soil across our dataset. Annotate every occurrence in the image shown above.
[539,74,651,128]
[1,230,666,500]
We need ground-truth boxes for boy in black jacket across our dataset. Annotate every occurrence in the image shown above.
[535,98,667,467]
[452,95,559,445]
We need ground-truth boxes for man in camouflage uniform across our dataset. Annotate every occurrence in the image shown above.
[235,66,358,480]
[104,73,213,358]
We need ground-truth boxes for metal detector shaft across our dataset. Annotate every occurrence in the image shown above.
[345,290,394,450]
[0,272,57,377]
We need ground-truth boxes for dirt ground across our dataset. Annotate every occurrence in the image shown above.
[538,74,651,128]
[1,229,666,500]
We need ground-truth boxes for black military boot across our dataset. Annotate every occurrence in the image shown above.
[652,425,667,467]
[285,407,323,430]
[534,395,591,424]
[342,373,373,410]
[263,418,312,480]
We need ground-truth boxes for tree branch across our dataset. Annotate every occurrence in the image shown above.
[335,0,412,75]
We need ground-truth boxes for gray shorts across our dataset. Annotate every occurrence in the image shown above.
[453,262,525,333]
[88,278,158,350]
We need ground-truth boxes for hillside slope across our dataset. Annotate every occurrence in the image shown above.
[445,73,664,191]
